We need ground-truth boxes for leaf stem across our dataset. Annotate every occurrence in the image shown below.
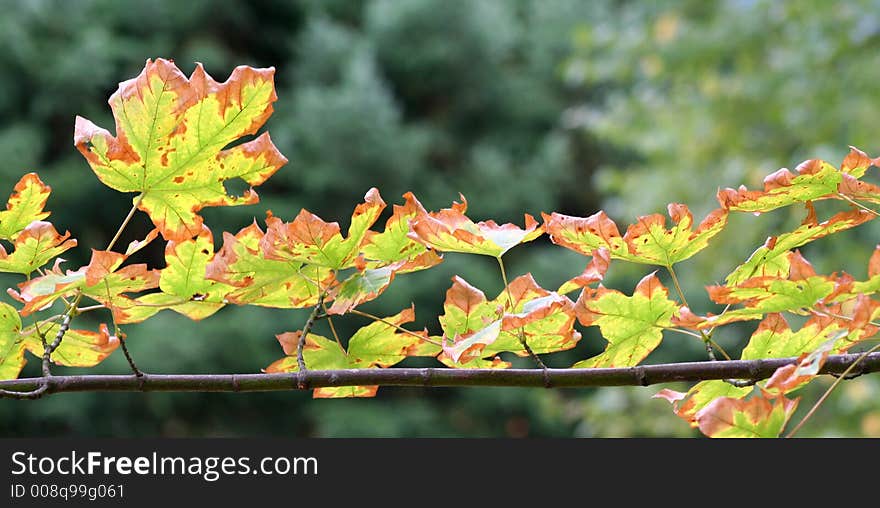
[836,193,880,217]
[107,194,145,252]
[666,264,717,361]
[496,256,546,369]
[349,309,442,347]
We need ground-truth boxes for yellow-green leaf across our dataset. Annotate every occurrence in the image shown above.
[573,273,677,368]
[128,228,232,322]
[260,188,386,269]
[0,173,51,241]
[74,58,287,241]
[409,195,542,257]
[543,204,728,266]
[205,223,333,308]
[0,221,77,275]
[725,204,874,285]
[0,302,25,380]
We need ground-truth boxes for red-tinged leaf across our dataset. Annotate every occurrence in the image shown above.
[347,306,440,366]
[656,380,752,427]
[0,173,51,241]
[704,252,835,328]
[125,229,233,323]
[267,308,438,398]
[260,188,386,269]
[653,388,687,405]
[442,319,502,364]
[840,146,878,178]
[124,228,160,257]
[763,336,837,395]
[409,195,543,257]
[74,58,286,241]
[573,273,678,368]
[0,221,77,275]
[725,204,874,285]
[740,313,853,361]
[360,192,443,273]
[11,251,159,320]
[695,394,798,438]
[0,302,25,380]
[326,262,405,315]
[543,205,727,266]
[205,223,333,308]
[717,158,842,213]
[558,248,610,295]
[23,322,119,368]
[438,276,498,339]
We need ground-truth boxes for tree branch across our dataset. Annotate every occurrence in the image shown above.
[1,352,879,396]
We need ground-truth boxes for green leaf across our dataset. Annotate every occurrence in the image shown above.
[695,395,798,438]
[326,262,403,315]
[573,273,678,368]
[11,250,159,321]
[359,192,442,273]
[23,322,119,368]
[740,313,849,360]
[0,173,52,241]
[706,251,834,327]
[205,223,333,308]
[654,380,752,426]
[74,58,286,241]
[0,302,25,380]
[409,195,543,257]
[128,229,232,322]
[0,221,77,274]
[725,204,874,285]
[543,204,728,266]
[265,307,438,398]
[260,188,386,269]
[437,274,580,367]
[717,159,842,213]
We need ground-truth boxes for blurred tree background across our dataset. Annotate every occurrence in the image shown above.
[1,0,879,437]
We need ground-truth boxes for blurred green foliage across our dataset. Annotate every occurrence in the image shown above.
[0,0,878,437]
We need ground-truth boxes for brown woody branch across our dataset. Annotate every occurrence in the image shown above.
[0,352,879,396]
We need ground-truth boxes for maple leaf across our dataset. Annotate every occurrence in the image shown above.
[0,221,77,275]
[125,228,233,323]
[762,337,837,395]
[694,394,798,438]
[325,261,405,315]
[0,173,51,241]
[23,322,119,370]
[409,194,543,258]
[265,307,439,398]
[0,302,25,380]
[205,222,334,308]
[10,250,159,321]
[724,203,874,285]
[718,147,880,213]
[704,252,835,327]
[573,273,678,368]
[359,192,443,273]
[437,275,580,367]
[542,204,728,267]
[74,58,287,241]
[740,313,852,361]
[260,188,386,270]
[1,301,119,380]
[653,380,752,427]
[717,159,843,213]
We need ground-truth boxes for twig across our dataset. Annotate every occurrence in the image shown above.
[2,352,880,395]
